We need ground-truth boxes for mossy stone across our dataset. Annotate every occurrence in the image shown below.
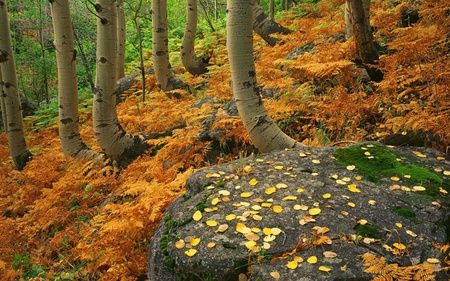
[354,224,384,239]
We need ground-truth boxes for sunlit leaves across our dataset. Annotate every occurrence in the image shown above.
[185,249,197,257]
[308,208,321,216]
[193,210,202,221]
[307,256,318,264]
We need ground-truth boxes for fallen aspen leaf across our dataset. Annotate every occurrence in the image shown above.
[273,205,283,213]
[283,195,297,201]
[318,266,331,272]
[175,239,185,249]
[395,222,402,228]
[193,210,202,221]
[271,228,282,235]
[261,202,273,208]
[189,237,201,246]
[348,184,361,193]
[436,156,445,161]
[323,251,337,258]
[245,240,256,250]
[275,165,284,170]
[309,208,321,216]
[265,187,276,195]
[206,220,218,227]
[358,219,368,225]
[276,183,288,189]
[347,202,356,208]
[270,271,280,279]
[185,249,197,257]
[312,159,321,164]
[368,200,376,205]
[226,214,236,221]
[406,230,417,237]
[393,243,406,250]
[216,224,229,232]
[249,178,258,186]
[307,256,318,264]
[211,198,220,205]
[286,260,298,269]
[413,186,426,191]
[426,258,440,264]
[323,193,331,199]
[240,192,252,198]
[294,256,303,262]
[346,165,355,171]
[207,242,216,248]
[390,176,400,181]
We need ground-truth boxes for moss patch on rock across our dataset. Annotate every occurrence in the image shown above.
[334,143,443,185]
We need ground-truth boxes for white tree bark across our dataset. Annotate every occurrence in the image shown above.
[0,0,32,170]
[227,0,302,153]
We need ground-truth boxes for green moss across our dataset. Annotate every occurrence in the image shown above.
[334,143,443,186]
[354,224,384,239]
[394,207,415,219]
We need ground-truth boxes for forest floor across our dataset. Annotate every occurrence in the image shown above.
[0,0,449,280]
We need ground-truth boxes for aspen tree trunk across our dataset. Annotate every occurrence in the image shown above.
[0,68,6,130]
[117,0,126,79]
[49,0,103,160]
[93,0,147,164]
[0,0,32,170]
[345,0,370,39]
[347,0,383,82]
[227,0,301,153]
[252,0,292,47]
[269,0,275,20]
[152,0,185,91]
[181,0,209,76]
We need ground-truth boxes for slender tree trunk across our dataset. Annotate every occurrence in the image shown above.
[252,0,292,47]
[73,25,95,93]
[227,0,301,153]
[49,0,103,160]
[347,0,383,82]
[0,0,32,170]
[117,0,126,79]
[181,0,209,76]
[198,0,216,32]
[152,0,185,91]
[269,0,274,20]
[0,68,7,131]
[93,0,148,164]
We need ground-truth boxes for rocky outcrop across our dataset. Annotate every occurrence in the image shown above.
[148,142,450,280]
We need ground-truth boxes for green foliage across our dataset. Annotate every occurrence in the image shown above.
[12,253,47,279]
[334,143,443,185]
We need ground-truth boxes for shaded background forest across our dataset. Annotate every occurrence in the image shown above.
[0,0,449,280]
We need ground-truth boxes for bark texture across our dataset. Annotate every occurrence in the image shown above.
[345,0,370,39]
[252,0,292,47]
[117,0,126,79]
[49,0,103,160]
[347,0,383,82]
[93,0,147,164]
[181,0,209,76]
[152,0,184,91]
[227,0,301,153]
[0,0,32,170]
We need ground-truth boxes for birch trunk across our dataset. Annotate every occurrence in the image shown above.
[0,0,32,170]
[49,0,103,160]
[227,0,301,153]
[181,0,209,76]
[93,0,147,164]
[152,0,184,91]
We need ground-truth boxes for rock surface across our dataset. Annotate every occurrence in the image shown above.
[148,142,450,281]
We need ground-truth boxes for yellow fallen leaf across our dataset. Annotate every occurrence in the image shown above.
[323,193,331,199]
[336,179,346,185]
[318,266,331,272]
[283,196,297,201]
[312,159,321,164]
[309,208,321,216]
[395,222,402,228]
[211,197,220,205]
[329,174,339,180]
[240,192,252,198]
[347,202,356,208]
[273,205,283,213]
[245,240,256,250]
[390,176,400,181]
[393,242,406,250]
[251,227,261,233]
[294,256,303,262]
[358,219,368,225]
[245,232,260,241]
[364,152,371,156]
[355,175,363,180]
[276,183,288,189]
[206,220,218,227]
[207,242,216,248]
[175,239,185,249]
[249,178,258,186]
[436,156,445,161]
[189,237,201,246]
[263,228,272,235]
[297,188,305,193]
[274,165,284,170]
[348,184,361,193]
[253,215,263,221]
[368,200,376,205]
[265,187,276,195]
[261,202,272,208]
[264,234,276,242]
[346,165,355,171]
[271,228,282,235]
[286,260,298,269]
[426,258,440,264]
[185,249,197,257]
[193,210,202,221]
[307,256,318,264]
[406,230,417,237]
[226,214,236,221]
[413,186,426,191]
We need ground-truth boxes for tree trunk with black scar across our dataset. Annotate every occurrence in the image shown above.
[181,0,209,76]
[227,0,302,153]
[346,0,383,82]
[93,0,148,165]
[0,67,6,130]
[152,0,185,91]
[0,0,32,170]
[252,0,292,47]
[49,0,103,160]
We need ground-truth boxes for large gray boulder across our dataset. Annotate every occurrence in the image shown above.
[148,142,450,280]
